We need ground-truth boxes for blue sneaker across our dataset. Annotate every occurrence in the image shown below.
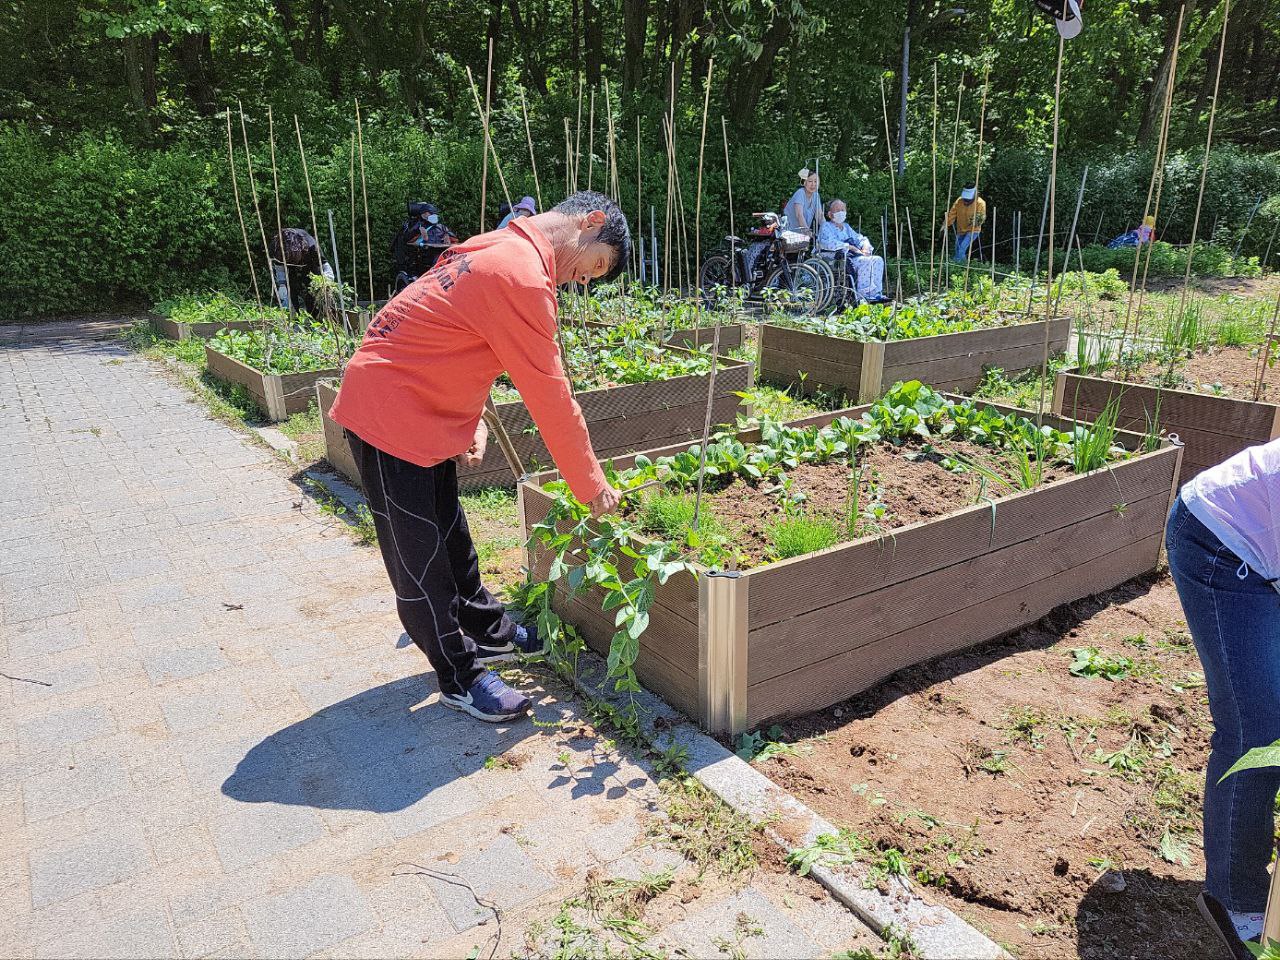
[441,670,531,723]
[475,624,544,664]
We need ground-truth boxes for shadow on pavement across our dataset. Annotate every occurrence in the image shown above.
[221,673,539,813]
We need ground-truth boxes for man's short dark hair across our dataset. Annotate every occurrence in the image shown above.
[553,191,631,282]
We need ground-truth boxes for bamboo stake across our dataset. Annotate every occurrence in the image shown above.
[466,66,513,213]
[225,108,262,306]
[293,115,321,252]
[879,76,903,296]
[564,118,573,196]
[1118,4,1185,365]
[692,320,722,531]
[519,88,543,212]
[930,63,939,293]
[906,205,921,293]
[574,76,584,192]
[943,75,965,287]
[587,88,595,192]
[266,106,294,316]
[1035,36,1065,430]
[694,58,715,295]
[348,133,357,307]
[1177,0,1230,319]
[663,114,674,293]
[636,115,644,279]
[989,206,996,283]
[479,40,494,231]
[1053,166,1090,315]
[962,62,990,293]
[238,103,278,309]
[1130,23,1184,351]
[354,100,375,304]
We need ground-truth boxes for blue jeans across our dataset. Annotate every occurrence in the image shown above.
[953,231,980,262]
[1166,494,1280,912]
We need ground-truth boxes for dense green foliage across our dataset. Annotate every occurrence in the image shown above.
[210,318,361,374]
[3,0,1279,320]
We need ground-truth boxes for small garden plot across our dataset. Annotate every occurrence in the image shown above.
[207,318,360,421]
[318,322,754,491]
[761,300,1071,403]
[150,292,270,341]
[1055,307,1280,480]
[571,283,748,353]
[520,381,1181,734]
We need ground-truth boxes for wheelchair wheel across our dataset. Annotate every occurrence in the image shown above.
[698,253,734,304]
[764,262,823,315]
[804,257,835,311]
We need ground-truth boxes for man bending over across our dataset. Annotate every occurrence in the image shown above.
[330,191,628,723]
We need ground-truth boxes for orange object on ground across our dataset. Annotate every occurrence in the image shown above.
[329,219,607,503]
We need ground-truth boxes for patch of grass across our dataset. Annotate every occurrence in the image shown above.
[279,402,326,463]
[767,514,841,560]
[483,754,517,771]
[660,777,758,878]
[120,320,261,424]
[637,490,735,565]
[305,477,378,545]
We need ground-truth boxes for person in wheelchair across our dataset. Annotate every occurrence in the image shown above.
[392,202,459,293]
[817,200,889,304]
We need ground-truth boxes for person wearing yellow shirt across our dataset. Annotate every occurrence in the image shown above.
[943,186,987,262]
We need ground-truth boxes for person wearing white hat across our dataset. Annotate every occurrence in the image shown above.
[782,168,822,237]
[943,186,987,263]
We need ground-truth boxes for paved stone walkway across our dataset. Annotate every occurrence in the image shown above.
[0,324,877,959]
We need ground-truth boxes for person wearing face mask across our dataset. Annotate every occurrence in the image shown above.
[782,168,822,236]
[818,199,888,304]
[498,196,537,229]
[330,191,631,724]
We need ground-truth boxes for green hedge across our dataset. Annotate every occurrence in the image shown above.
[2,121,1278,320]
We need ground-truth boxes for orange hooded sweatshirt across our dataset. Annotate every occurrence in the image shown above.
[328,219,607,503]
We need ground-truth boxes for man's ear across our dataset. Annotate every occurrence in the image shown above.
[583,209,607,230]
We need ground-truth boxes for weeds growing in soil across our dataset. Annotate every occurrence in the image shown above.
[768,515,841,559]
[1069,646,1134,681]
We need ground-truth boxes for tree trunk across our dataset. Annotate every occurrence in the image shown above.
[507,0,549,94]
[273,0,308,62]
[177,32,216,115]
[726,12,792,129]
[584,0,602,87]
[121,36,152,135]
[622,0,649,96]
[1138,0,1196,145]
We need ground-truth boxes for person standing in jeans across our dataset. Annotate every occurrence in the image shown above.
[1166,439,1280,958]
[330,191,629,723]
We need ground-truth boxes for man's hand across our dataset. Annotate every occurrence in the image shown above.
[454,420,489,468]
[589,484,622,518]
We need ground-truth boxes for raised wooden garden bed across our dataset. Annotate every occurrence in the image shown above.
[1053,370,1280,481]
[759,314,1071,402]
[205,345,340,422]
[151,314,257,341]
[317,353,755,491]
[520,402,1181,735]
[665,323,746,353]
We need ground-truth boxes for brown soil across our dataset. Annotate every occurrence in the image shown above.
[749,572,1215,959]
[636,439,1074,566]
[1111,344,1276,402]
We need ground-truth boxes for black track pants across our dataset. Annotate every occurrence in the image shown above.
[346,430,516,694]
